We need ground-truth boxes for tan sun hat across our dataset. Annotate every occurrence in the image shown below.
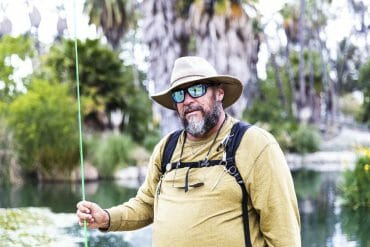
[151,56,243,110]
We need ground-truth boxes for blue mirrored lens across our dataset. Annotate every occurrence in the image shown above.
[171,84,208,103]
[172,90,185,103]
[187,84,206,97]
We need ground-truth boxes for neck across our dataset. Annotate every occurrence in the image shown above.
[186,111,226,141]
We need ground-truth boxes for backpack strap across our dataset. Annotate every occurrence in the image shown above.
[224,121,252,247]
[161,130,183,174]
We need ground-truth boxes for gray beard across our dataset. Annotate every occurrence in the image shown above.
[182,102,221,137]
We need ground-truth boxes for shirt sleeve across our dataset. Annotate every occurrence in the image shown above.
[105,137,166,231]
[250,142,301,246]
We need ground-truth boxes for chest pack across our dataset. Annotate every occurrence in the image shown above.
[160,121,252,247]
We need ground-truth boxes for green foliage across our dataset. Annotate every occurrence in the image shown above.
[358,59,370,126]
[142,128,161,152]
[0,35,35,102]
[340,148,370,209]
[175,0,194,17]
[290,125,321,154]
[244,53,323,154]
[0,119,16,185]
[7,79,79,174]
[243,73,291,125]
[340,206,370,246]
[288,49,323,92]
[0,208,55,246]
[243,72,298,151]
[83,0,134,49]
[85,133,136,178]
[335,39,362,93]
[39,38,154,143]
[339,93,363,121]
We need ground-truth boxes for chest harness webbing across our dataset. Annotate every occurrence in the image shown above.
[160,121,252,247]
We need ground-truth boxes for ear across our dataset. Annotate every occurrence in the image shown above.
[216,86,225,102]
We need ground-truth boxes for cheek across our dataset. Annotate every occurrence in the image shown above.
[176,104,185,117]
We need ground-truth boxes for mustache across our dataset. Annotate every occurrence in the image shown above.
[184,105,204,115]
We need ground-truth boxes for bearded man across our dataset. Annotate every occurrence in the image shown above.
[77,56,301,247]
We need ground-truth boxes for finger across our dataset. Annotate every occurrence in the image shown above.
[79,219,97,229]
[77,200,94,209]
[78,206,91,214]
[77,210,93,221]
[77,201,94,214]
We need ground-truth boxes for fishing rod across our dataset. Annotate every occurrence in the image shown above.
[73,1,88,246]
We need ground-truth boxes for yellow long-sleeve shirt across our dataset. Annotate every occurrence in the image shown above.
[106,116,301,246]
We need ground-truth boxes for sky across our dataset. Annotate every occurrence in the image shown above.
[0,0,368,82]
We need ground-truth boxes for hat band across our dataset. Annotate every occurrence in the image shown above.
[171,74,206,86]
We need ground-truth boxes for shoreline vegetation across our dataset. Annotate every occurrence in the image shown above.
[2,125,370,185]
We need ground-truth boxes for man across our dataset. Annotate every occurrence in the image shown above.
[77,56,301,246]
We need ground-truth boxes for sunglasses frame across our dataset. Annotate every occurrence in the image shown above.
[171,83,215,104]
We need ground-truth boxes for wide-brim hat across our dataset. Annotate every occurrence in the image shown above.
[151,56,243,110]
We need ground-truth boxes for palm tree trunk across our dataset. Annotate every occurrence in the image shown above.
[298,0,306,115]
[142,0,190,135]
[265,38,286,107]
[190,2,260,118]
[285,43,298,118]
[308,41,318,123]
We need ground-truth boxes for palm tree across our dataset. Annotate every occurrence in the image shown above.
[348,0,369,57]
[143,0,260,134]
[142,0,190,134]
[84,0,260,134]
[56,5,68,41]
[280,3,300,118]
[84,0,132,49]
[297,0,306,114]
[0,2,12,37]
[0,16,11,37]
[188,0,260,117]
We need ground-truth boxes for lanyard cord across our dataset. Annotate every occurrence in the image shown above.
[73,1,88,246]
[176,114,228,192]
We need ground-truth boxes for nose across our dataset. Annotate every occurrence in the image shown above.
[182,91,195,105]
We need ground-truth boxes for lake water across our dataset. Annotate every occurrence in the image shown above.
[0,170,369,247]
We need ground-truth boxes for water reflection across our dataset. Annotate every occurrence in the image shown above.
[293,170,335,246]
[340,207,370,246]
[292,169,369,247]
[1,170,369,246]
[0,180,137,212]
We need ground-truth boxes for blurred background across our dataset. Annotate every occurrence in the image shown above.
[0,0,369,246]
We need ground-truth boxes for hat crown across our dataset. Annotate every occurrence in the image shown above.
[170,56,218,86]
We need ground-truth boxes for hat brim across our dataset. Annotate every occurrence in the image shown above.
[151,75,243,110]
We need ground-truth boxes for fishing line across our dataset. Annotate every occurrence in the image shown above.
[73,1,88,246]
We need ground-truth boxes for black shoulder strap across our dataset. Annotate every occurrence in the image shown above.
[226,121,252,158]
[225,121,252,247]
[161,130,183,173]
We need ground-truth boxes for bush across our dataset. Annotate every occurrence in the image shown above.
[7,80,79,175]
[358,59,370,126]
[142,128,161,152]
[85,133,136,178]
[340,147,370,209]
[290,125,321,154]
[339,92,363,121]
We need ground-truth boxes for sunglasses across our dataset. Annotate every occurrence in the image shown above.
[171,83,216,104]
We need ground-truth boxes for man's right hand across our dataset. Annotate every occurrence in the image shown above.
[76,200,110,229]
